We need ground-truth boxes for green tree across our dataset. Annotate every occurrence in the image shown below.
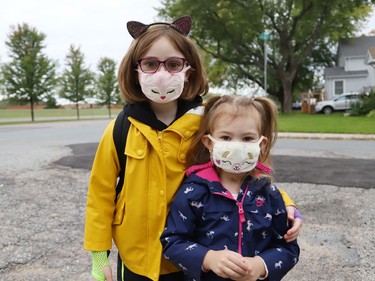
[0,65,5,99]
[0,23,58,121]
[95,57,120,118]
[45,95,59,109]
[59,44,94,120]
[159,0,374,112]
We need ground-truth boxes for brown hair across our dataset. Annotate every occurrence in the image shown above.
[118,24,209,104]
[186,95,278,177]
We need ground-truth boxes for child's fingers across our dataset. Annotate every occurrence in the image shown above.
[284,218,302,242]
[226,252,249,274]
[103,265,113,281]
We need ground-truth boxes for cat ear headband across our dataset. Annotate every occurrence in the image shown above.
[127,15,192,39]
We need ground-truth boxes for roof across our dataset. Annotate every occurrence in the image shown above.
[324,67,368,78]
[338,36,375,58]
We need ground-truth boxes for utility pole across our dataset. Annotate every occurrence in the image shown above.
[260,32,270,94]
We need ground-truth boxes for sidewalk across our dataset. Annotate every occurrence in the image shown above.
[0,115,110,123]
[278,132,375,140]
[1,117,374,141]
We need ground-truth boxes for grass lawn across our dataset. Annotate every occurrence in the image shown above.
[278,112,375,134]
[1,108,374,134]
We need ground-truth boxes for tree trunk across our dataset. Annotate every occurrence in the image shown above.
[76,102,80,120]
[30,94,35,122]
[108,94,112,119]
[281,78,293,113]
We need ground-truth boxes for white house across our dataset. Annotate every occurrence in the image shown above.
[324,36,375,100]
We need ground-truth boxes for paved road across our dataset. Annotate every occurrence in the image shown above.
[55,142,375,189]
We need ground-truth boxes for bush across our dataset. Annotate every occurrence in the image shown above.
[367,109,375,117]
[350,90,375,116]
[45,96,59,109]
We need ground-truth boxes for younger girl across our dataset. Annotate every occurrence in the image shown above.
[161,95,300,281]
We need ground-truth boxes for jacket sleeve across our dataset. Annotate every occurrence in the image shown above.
[277,187,295,207]
[257,191,300,280]
[84,119,120,251]
[161,183,210,281]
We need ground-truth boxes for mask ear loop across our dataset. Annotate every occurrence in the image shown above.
[205,135,215,164]
[257,135,265,144]
[209,149,213,164]
[256,136,271,174]
[206,134,216,142]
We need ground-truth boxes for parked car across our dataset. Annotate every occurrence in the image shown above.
[292,100,302,110]
[315,92,361,114]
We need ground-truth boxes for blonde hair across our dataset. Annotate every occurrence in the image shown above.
[118,24,209,104]
[186,95,278,177]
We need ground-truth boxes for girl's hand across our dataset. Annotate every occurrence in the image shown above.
[284,206,303,242]
[234,256,266,281]
[103,265,113,281]
[202,249,249,279]
[92,265,113,281]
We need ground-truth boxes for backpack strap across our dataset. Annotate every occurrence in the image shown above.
[113,108,131,201]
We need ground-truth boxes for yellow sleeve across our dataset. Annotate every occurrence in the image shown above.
[278,188,296,207]
[84,119,120,251]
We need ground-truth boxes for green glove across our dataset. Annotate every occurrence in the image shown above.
[92,251,110,281]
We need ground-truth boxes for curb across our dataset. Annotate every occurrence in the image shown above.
[278,132,375,141]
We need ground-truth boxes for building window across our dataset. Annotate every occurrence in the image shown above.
[334,80,344,95]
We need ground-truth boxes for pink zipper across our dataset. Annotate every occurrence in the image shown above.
[212,183,250,254]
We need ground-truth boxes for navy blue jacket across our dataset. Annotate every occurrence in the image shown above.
[161,162,299,281]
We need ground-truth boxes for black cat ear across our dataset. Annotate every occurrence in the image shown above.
[127,21,149,39]
[171,16,192,36]
[127,16,192,39]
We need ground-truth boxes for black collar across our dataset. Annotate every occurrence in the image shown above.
[123,96,203,131]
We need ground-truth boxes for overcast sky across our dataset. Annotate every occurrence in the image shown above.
[0,0,374,73]
[0,0,163,71]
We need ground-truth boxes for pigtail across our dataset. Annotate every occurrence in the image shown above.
[253,97,278,176]
[185,95,223,168]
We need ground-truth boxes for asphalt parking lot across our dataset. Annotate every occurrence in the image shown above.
[56,142,375,189]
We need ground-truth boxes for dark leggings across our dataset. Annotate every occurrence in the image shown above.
[117,254,185,281]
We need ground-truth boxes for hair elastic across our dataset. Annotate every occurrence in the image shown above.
[256,162,272,174]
